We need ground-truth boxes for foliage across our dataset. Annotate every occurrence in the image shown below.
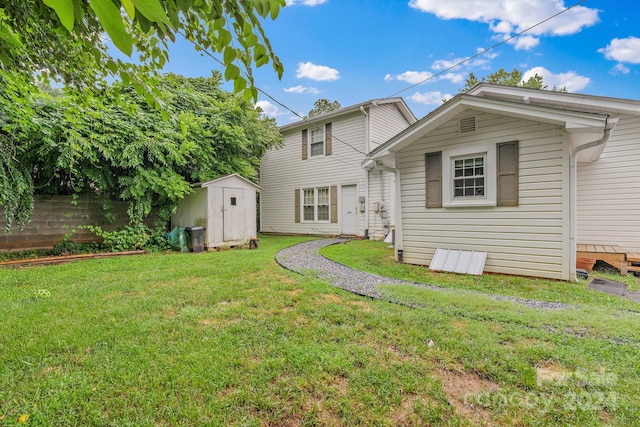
[307,98,342,117]
[79,224,171,252]
[0,0,285,230]
[4,74,282,226]
[0,0,285,103]
[462,67,549,92]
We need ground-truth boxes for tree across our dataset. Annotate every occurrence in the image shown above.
[10,74,282,227]
[0,0,284,102]
[308,99,342,117]
[461,68,547,92]
[0,0,285,230]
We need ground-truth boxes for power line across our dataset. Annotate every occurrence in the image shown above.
[386,0,587,98]
[178,0,587,152]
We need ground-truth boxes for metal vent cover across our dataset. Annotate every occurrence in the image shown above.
[459,116,476,134]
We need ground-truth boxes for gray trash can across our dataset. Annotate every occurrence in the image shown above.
[185,226,205,253]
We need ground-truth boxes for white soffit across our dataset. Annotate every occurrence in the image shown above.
[430,249,487,275]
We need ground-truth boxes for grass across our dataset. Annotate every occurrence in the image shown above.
[1,236,639,426]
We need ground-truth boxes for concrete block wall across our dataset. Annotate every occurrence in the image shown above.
[0,195,132,251]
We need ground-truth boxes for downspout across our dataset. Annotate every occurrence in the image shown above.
[375,159,403,262]
[360,106,370,239]
[567,117,616,281]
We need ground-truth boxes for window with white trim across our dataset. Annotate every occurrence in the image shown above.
[302,187,330,221]
[317,187,329,221]
[310,127,324,156]
[442,145,496,207]
[303,189,315,221]
[453,155,485,198]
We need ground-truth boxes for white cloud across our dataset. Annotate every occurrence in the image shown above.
[285,0,328,5]
[284,85,322,94]
[513,35,540,51]
[440,72,466,84]
[598,37,640,64]
[409,91,452,105]
[523,66,590,92]
[296,61,340,81]
[255,100,285,118]
[612,63,630,74]
[385,70,434,84]
[409,0,599,50]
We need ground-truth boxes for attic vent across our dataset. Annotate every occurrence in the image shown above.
[459,116,477,134]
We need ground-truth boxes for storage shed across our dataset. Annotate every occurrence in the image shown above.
[171,174,262,249]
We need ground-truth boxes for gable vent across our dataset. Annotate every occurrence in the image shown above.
[459,116,476,134]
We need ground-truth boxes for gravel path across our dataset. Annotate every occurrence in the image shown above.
[276,238,570,310]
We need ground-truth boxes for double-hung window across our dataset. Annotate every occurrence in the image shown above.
[310,127,324,156]
[302,187,330,222]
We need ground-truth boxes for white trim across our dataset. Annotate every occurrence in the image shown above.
[301,187,330,223]
[442,143,496,208]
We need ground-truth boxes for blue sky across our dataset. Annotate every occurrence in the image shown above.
[163,0,640,125]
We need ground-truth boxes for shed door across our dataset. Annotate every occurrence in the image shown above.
[223,188,245,241]
[341,185,358,235]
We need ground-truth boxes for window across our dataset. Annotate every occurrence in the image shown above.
[302,187,330,222]
[425,141,518,208]
[317,188,329,221]
[303,189,315,221]
[230,197,237,206]
[310,127,324,156]
[453,155,485,198]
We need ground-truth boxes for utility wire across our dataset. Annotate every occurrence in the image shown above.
[177,29,366,155]
[178,0,586,153]
[386,0,587,98]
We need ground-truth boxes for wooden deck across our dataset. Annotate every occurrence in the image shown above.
[577,244,640,275]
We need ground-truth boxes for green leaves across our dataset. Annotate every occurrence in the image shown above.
[43,0,75,31]
[88,0,133,56]
[131,0,170,25]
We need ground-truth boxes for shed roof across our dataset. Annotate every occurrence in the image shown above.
[195,174,262,191]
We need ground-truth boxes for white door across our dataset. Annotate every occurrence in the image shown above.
[341,185,358,235]
[223,188,244,241]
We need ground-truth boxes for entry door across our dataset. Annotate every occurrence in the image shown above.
[341,185,358,235]
[223,188,244,241]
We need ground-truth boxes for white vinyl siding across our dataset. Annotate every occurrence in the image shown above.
[397,111,571,280]
[261,113,366,235]
[261,101,414,238]
[576,116,640,251]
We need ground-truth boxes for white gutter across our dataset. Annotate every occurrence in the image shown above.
[567,117,618,281]
[374,159,403,261]
[361,106,370,238]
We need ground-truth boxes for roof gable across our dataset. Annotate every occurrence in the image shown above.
[279,98,416,133]
[468,83,640,117]
[199,174,262,191]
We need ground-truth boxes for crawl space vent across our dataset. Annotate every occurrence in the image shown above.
[429,248,487,275]
[459,116,476,134]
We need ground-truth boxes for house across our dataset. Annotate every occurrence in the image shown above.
[260,99,416,239]
[366,83,640,281]
[171,174,261,248]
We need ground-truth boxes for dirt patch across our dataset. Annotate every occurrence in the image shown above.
[438,368,500,426]
[536,363,570,384]
[323,294,343,304]
[348,300,371,312]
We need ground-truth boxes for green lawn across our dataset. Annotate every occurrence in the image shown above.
[1,236,639,426]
